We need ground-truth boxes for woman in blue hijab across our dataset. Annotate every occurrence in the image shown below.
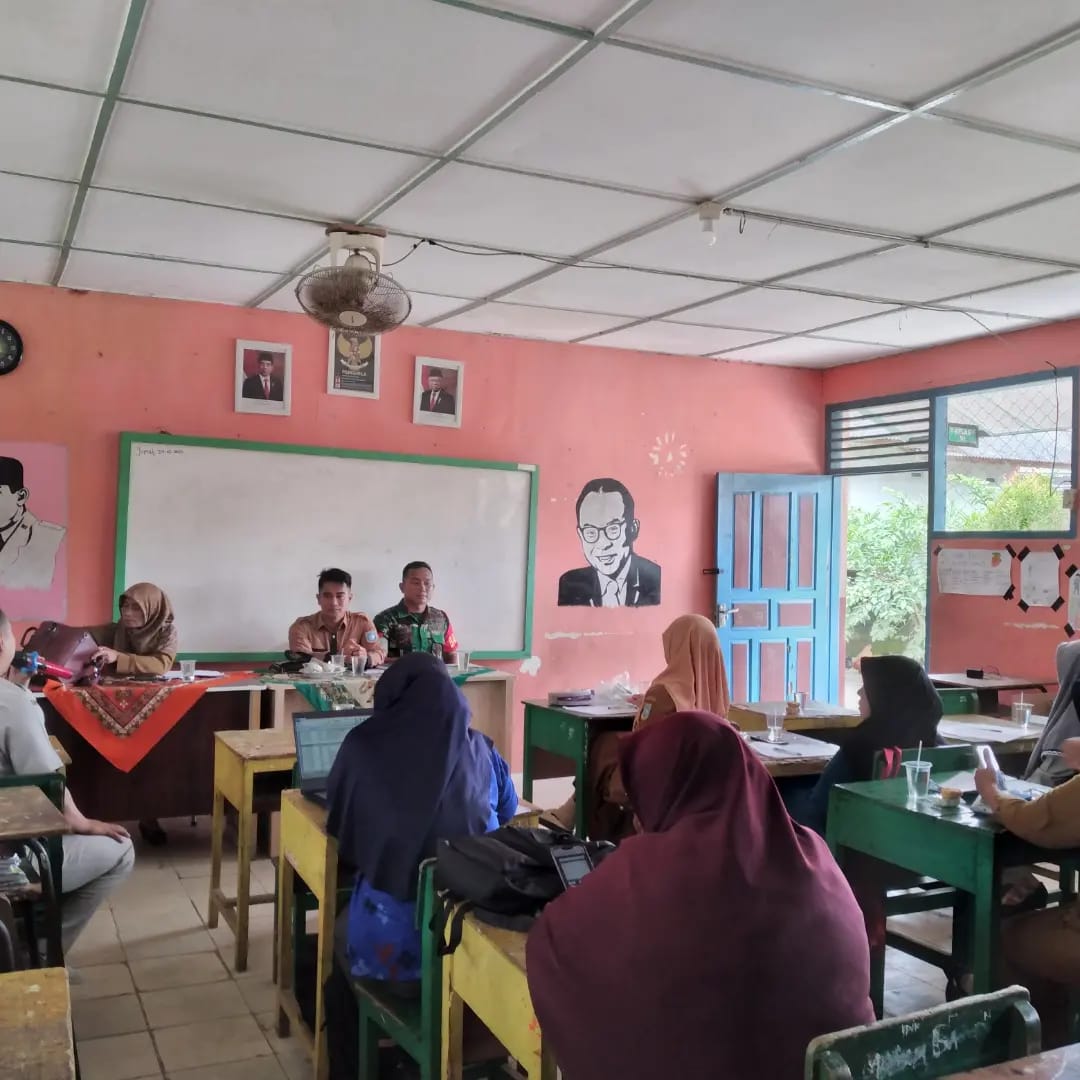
[327,651,517,984]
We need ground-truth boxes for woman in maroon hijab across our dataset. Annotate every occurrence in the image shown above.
[526,711,873,1080]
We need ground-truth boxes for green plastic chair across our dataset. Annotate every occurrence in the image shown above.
[350,860,503,1080]
[938,688,979,715]
[805,985,1040,1079]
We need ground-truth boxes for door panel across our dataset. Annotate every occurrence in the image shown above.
[716,473,839,703]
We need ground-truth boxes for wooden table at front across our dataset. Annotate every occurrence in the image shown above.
[749,733,838,779]
[521,700,636,837]
[728,701,861,739]
[209,727,296,973]
[929,674,1051,715]
[40,680,289,822]
[276,789,338,1080]
[442,909,555,1080]
[942,1042,1080,1077]
[0,967,76,1079]
[826,775,1080,996]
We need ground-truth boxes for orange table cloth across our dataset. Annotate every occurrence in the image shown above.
[44,673,255,773]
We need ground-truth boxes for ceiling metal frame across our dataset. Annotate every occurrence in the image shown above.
[49,0,147,285]
[6,0,1080,359]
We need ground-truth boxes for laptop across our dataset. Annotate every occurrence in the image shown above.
[292,709,372,807]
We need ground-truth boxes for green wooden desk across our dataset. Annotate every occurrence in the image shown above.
[827,776,1080,1006]
[521,700,635,837]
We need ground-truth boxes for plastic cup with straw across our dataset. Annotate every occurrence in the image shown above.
[904,740,931,802]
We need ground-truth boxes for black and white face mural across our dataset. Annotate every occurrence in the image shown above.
[557,478,661,607]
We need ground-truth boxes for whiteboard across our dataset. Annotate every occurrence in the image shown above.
[116,434,536,659]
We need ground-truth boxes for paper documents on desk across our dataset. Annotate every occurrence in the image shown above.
[936,771,978,793]
[162,669,225,680]
[938,720,1033,744]
[563,703,638,718]
[751,739,838,760]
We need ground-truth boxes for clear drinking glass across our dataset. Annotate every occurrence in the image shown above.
[766,708,784,743]
[904,760,932,801]
[331,653,345,673]
[349,655,361,677]
[457,651,472,674]
[796,690,809,714]
[1012,701,1033,729]
[180,659,196,683]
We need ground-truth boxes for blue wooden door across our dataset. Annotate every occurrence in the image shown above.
[716,474,839,704]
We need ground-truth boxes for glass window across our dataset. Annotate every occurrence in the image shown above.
[938,373,1075,535]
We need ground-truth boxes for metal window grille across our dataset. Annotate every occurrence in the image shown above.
[827,399,931,474]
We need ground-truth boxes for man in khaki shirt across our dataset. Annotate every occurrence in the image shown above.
[288,568,386,667]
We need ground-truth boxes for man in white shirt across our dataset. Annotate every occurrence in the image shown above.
[0,608,134,950]
[0,456,65,591]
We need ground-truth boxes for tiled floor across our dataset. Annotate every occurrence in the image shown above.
[69,817,311,1080]
[69,814,951,1079]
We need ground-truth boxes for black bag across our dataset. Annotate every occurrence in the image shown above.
[432,826,612,953]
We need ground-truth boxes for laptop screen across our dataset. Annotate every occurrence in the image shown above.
[292,710,372,789]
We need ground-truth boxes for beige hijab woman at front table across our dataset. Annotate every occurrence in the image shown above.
[550,613,731,838]
[86,582,179,676]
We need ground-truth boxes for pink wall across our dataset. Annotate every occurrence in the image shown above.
[0,281,823,764]
[824,319,1080,693]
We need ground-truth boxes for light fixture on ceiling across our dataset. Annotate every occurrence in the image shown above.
[698,202,722,248]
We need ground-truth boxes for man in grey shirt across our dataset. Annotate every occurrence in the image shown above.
[0,608,134,951]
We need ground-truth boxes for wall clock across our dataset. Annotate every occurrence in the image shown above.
[0,321,23,376]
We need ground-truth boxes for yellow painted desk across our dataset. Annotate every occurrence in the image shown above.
[728,701,860,734]
[0,967,76,1079]
[276,788,338,1080]
[208,728,296,972]
[47,736,70,768]
[442,911,555,1080]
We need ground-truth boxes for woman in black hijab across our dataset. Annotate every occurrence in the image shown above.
[791,655,943,836]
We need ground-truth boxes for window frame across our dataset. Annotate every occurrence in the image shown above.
[826,366,1080,540]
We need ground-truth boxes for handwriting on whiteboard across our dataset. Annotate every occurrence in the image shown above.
[136,447,185,457]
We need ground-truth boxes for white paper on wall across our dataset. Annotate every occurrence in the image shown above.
[1020,551,1060,608]
[936,548,1011,596]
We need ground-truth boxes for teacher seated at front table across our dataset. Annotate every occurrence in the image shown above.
[374,560,458,664]
[288,567,385,668]
[84,582,178,676]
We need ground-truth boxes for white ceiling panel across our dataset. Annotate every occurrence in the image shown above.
[380,236,544,300]
[469,46,881,197]
[717,336,898,368]
[0,174,74,244]
[62,250,283,305]
[939,274,1080,321]
[259,278,305,314]
[740,117,1080,235]
[619,0,1080,103]
[123,0,569,153]
[472,1,625,29]
[434,301,629,341]
[946,40,1080,143]
[582,321,771,355]
[0,243,56,285]
[602,215,883,281]
[97,104,421,220]
[671,286,892,333]
[378,162,680,256]
[941,189,1080,265]
[504,264,735,317]
[825,307,1033,348]
[1,0,128,91]
[404,292,474,325]
[0,82,100,180]
[76,189,321,272]
[784,246,1053,304]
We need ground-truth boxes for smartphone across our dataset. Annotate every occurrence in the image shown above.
[551,844,594,890]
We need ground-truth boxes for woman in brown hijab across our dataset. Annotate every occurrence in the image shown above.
[550,613,731,837]
[87,582,179,676]
[85,583,179,845]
